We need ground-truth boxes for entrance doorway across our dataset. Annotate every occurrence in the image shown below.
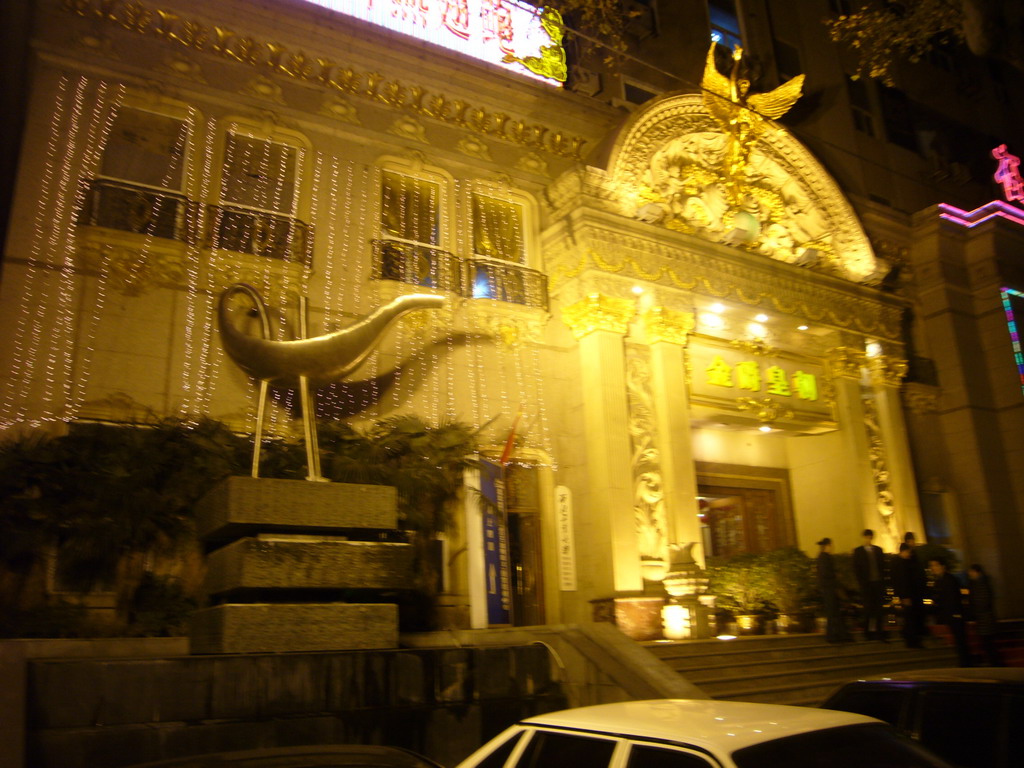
[505,464,545,626]
[696,462,795,558]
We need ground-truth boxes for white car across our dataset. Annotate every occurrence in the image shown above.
[454,699,952,768]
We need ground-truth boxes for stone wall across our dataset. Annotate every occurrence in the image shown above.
[26,645,566,768]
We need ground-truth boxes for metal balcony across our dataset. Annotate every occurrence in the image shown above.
[78,178,192,242]
[371,239,548,310]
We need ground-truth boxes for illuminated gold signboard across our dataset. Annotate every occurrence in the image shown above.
[297,0,565,84]
[687,336,836,430]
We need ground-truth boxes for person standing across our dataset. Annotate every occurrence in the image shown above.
[817,538,850,643]
[929,557,972,667]
[967,564,1004,666]
[853,528,887,641]
[892,542,926,648]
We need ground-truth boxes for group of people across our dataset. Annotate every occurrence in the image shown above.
[815,529,1002,666]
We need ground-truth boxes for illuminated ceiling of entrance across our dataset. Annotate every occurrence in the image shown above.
[603,93,881,284]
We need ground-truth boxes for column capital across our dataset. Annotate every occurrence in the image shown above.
[825,346,867,379]
[561,293,635,340]
[869,355,909,388]
[643,307,695,346]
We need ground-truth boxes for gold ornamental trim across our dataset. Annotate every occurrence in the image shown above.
[60,0,587,160]
[561,293,635,340]
[870,355,909,389]
[642,307,694,346]
[826,347,867,380]
[903,382,940,415]
[730,338,777,357]
[736,396,794,423]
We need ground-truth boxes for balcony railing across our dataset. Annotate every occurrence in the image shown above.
[205,204,313,266]
[78,178,192,242]
[371,239,548,310]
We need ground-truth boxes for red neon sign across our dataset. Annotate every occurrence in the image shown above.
[992,144,1024,203]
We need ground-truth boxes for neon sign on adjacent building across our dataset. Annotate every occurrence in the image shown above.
[938,144,1024,228]
[295,0,564,84]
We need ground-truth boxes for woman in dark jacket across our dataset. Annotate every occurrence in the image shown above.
[967,564,1004,666]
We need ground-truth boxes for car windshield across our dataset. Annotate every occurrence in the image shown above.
[732,724,952,768]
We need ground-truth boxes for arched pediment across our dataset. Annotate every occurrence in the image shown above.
[602,93,880,284]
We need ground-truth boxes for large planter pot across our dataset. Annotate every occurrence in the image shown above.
[734,614,762,635]
[776,612,813,634]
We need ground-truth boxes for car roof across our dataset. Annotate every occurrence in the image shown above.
[519,699,880,753]
[839,667,1024,685]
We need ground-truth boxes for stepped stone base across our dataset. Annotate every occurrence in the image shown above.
[204,536,413,594]
[190,603,397,653]
[196,476,398,541]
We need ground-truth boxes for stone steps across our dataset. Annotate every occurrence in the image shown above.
[646,633,959,706]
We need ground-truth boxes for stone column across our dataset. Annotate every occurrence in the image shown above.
[561,294,641,596]
[642,307,703,564]
[870,355,925,547]
[826,346,878,543]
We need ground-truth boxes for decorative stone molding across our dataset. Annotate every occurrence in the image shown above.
[626,349,669,580]
[77,236,187,296]
[869,355,909,388]
[240,75,286,104]
[903,382,940,414]
[61,0,588,160]
[826,346,867,379]
[388,116,429,144]
[642,307,694,346]
[544,216,904,341]
[736,396,794,423]
[161,54,206,82]
[561,293,635,339]
[456,135,491,161]
[730,338,777,357]
[601,92,880,283]
[319,96,360,124]
[863,395,896,521]
[516,152,549,177]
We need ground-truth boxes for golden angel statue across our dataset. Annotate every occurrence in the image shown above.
[702,43,804,201]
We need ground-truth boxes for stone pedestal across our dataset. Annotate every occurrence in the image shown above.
[190,477,410,654]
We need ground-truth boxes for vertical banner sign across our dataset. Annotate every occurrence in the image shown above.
[555,485,577,591]
[479,458,511,625]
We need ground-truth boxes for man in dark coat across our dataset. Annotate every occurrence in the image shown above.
[967,564,1003,666]
[853,528,887,640]
[816,538,850,643]
[929,557,972,667]
[892,542,925,648]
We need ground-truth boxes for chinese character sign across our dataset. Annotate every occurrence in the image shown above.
[294,0,563,84]
[688,339,833,422]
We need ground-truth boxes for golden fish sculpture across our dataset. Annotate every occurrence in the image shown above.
[218,283,445,481]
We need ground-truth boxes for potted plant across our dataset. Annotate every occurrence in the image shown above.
[707,553,773,634]
[761,546,817,633]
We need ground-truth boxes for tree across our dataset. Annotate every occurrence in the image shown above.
[827,0,1024,86]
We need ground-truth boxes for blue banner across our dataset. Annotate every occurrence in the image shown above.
[479,458,511,625]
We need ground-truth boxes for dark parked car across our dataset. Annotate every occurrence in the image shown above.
[821,668,1024,768]
[126,745,444,768]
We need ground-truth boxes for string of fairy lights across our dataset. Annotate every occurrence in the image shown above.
[2,73,555,465]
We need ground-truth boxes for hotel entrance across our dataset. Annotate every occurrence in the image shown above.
[696,462,796,558]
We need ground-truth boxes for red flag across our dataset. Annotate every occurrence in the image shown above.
[499,408,522,466]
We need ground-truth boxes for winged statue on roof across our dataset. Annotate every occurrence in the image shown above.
[702,43,805,202]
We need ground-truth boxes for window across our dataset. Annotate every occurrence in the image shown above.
[209,129,310,264]
[917,690,1003,768]
[81,106,191,240]
[846,77,876,137]
[472,193,524,263]
[627,743,715,768]
[474,731,525,768]
[220,132,297,215]
[879,87,918,152]
[709,0,742,50]
[382,170,442,247]
[772,37,802,82]
[517,731,617,768]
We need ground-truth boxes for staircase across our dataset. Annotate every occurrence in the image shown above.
[646,634,957,706]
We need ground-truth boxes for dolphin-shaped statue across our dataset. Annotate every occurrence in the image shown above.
[218,283,445,481]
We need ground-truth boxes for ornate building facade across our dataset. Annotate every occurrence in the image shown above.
[2,0,1022,629]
